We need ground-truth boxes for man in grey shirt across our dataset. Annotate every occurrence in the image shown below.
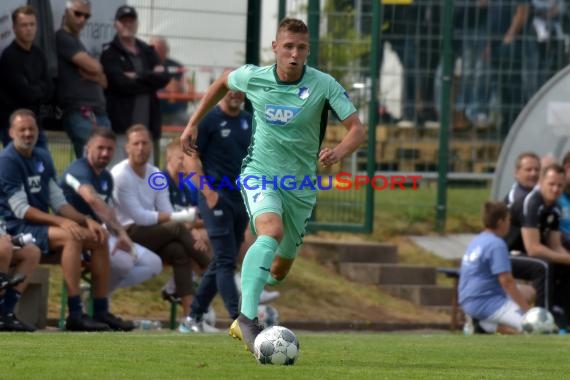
[55,0,110,159]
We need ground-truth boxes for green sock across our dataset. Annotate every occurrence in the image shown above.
[240,235,278,319]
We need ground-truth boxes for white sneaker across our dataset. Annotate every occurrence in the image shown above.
[178,316,220,333]
[259,290,280,304]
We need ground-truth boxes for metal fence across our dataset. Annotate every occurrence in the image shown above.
[40,1,570,232]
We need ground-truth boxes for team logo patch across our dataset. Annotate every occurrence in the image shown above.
[241,118,249,130]
[27,175,41,194]
[265,104,301,126]
[36,161,45,173]
[221,129,231,138]
[252,192,265,203]
[298,86,310,100]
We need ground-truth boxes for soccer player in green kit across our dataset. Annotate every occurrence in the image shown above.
[181,18,366,353]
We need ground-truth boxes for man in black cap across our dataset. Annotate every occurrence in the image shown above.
[100,5,171,166]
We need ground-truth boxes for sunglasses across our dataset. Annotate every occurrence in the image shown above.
[73,10,91,20]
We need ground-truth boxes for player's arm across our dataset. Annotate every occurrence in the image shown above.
[521,227,570,264]
[72,51,107,88]
[65,175,133,252]
[181,71,231,155]
[504,3,529,43]
[185,153,218,208]
[497,271,530,312]
[319,112,366,167]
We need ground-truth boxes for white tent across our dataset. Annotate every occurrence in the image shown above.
[491,65,570,200]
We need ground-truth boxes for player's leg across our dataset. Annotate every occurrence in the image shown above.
[266,189,316,285]
[81,229,134,331]
[480,299,525,334]
[2,243,41,331]
[231,186,282,352]
[47,226,109,331]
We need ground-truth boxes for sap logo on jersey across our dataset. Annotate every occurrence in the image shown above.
[265,105,301,126]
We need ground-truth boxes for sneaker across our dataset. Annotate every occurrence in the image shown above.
[259,290,280,304]
[178,316,201,333]
[178,316,220,333]
[0,313,36,332]
[161,289,181,304]
[0,272,26,291]
[93,312,135,331]
[65,314,111,332]
[228,314,264,353]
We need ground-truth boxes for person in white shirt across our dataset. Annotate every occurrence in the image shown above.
[111,124,210,315]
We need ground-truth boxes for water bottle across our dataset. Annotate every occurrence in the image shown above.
[134,320,162,330]
[463,315,474,336]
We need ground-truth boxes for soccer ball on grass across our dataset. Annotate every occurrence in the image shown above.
[522,307,556,334]
[253,325,299,365]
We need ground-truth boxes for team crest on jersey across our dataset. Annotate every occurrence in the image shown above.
[101,180,108,192]
[298,86,310,100]
[36,161,45,173]
[241,118,249,130]
[252,192,265,203]
[27,175,41,194]
[221,129,231,138]
[265,105,301,126]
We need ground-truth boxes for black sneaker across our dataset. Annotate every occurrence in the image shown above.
[228,314,264,353]
[0,272,26,291]
[65,314,111,332]
[94,312,135,332]
[0,313,36,332]
[161,289,181,304]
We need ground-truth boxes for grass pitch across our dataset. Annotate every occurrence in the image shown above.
[2,331,569,379]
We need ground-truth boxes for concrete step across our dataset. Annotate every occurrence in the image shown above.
[300,237,398,269]
[380,285,455,307]
[339,263,437,285]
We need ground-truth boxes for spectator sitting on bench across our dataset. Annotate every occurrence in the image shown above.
[0,109,133,331]
[459,201,532,334]
[558,151,570,251]
[60,127,163,295]
[510,163,570,328]
[502,152,553,317]
[0,223,41,331]
[110,124,211,316]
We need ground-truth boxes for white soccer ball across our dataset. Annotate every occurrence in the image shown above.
[253,325,300,365]
[257,305,279,328]
[522,307,556,334]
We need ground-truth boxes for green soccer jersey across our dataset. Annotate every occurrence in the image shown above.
[228,64,357,180]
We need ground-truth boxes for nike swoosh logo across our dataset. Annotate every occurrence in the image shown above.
[259,266,271,272]
[263,87,273,92]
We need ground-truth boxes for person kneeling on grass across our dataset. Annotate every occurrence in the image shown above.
[459,201,534,334]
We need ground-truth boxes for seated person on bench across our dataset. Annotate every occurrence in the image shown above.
[0,225,41,331]
[0,109,133,331]
[459,201,532,334]
[61,127,162,295]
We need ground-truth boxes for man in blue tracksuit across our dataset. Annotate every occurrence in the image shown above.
[178,91,252,332]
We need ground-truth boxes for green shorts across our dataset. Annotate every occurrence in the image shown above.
[240,175,317,259]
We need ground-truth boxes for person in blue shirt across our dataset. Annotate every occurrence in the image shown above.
[459,201,531,334]
[179,90,253,333]
[60,127,162,295]
[558,151,570,249]
[0,109,132,331]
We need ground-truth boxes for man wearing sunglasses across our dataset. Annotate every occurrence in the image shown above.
[55,0,111,159]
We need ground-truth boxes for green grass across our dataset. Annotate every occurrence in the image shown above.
[1,332,569,379]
